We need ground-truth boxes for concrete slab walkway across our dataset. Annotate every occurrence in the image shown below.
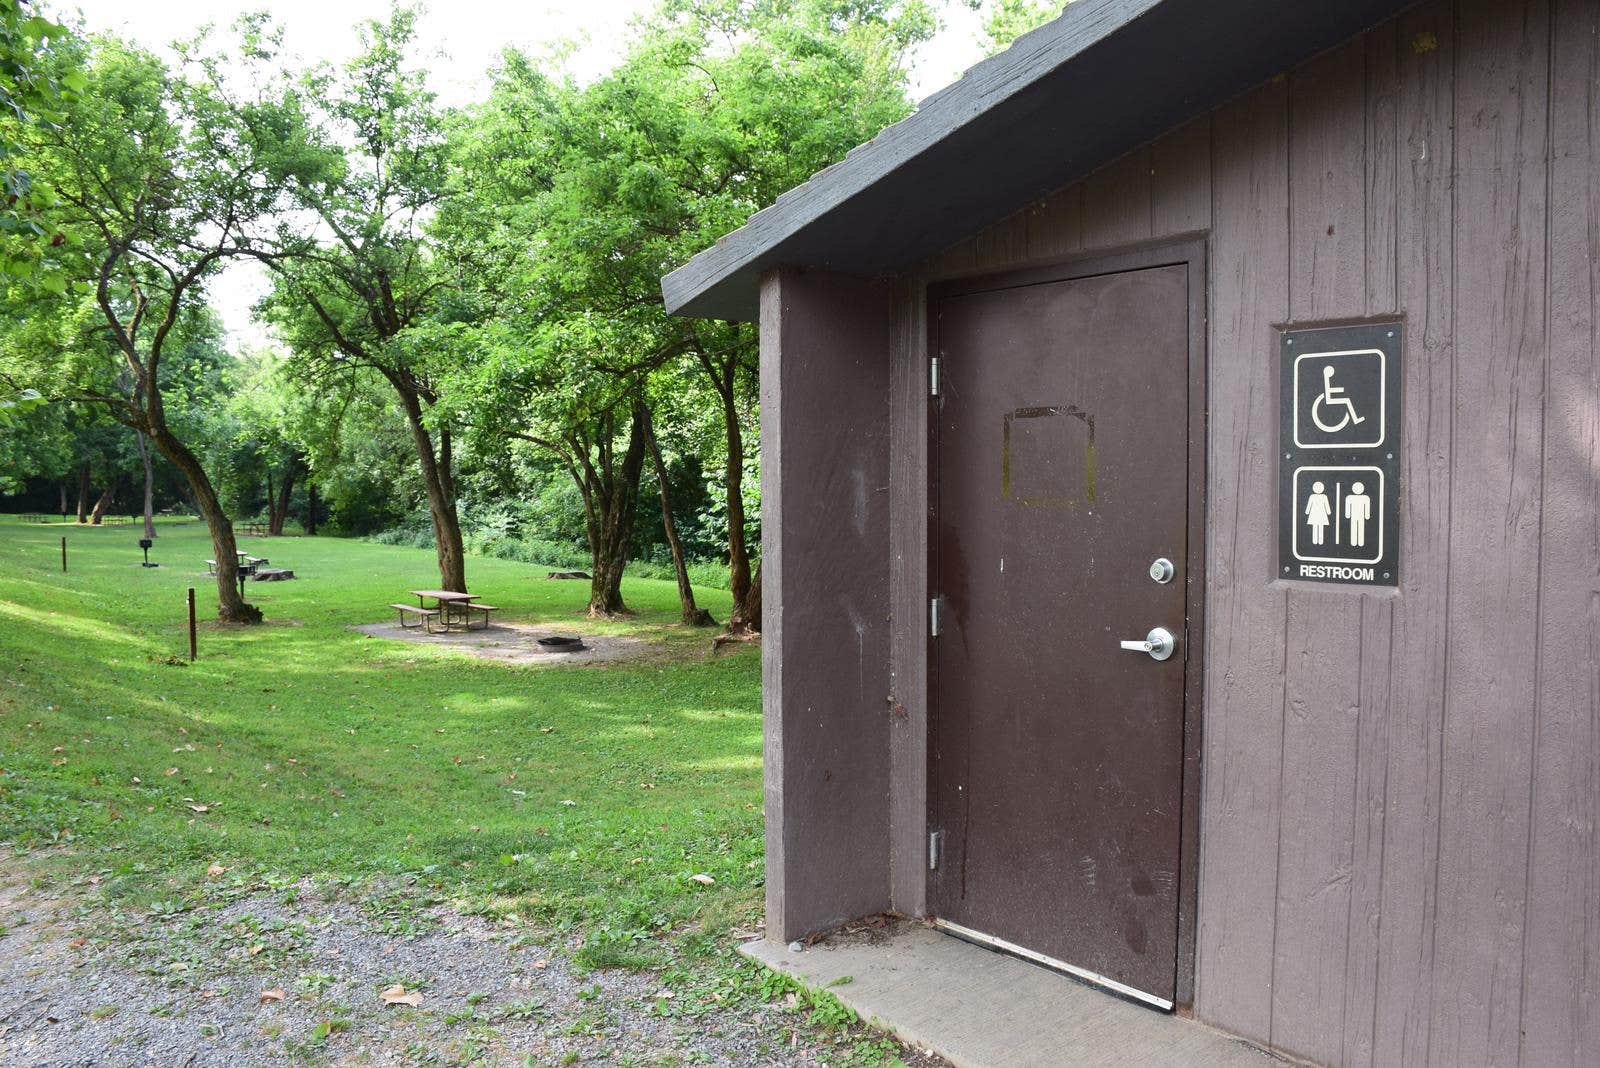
[742,925,1288,1068]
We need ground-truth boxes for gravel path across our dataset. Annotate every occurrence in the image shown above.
[0,859,935,1066]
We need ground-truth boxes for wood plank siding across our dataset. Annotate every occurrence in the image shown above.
[881,1,1599,1062]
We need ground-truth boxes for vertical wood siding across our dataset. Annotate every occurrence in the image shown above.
[1526,3,1600,1064]
[893,1,1599,1061]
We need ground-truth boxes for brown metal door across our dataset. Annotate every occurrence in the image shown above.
[928,260,1194,1009]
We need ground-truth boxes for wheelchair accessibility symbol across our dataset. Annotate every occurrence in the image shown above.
[1293,348,1386,449]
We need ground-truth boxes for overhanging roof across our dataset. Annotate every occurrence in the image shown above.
[663,0,1416,321]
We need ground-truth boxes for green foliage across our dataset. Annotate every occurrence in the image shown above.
[0,0,84,290]
[965,0,1071,55]
[0,384,40,423]
[431,0,932,602]
[0,20,315,601]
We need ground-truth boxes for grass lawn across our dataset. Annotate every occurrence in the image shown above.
[0,517,899,1063]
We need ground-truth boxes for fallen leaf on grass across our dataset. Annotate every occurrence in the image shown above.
[188,805,209,814]
[691,873,716,886]
[68,937,86,949]
[164,768,179,776]
[531,959,549,970]
[379,984,423,1008]
[259,989,285,1003]
[206,864,226,878]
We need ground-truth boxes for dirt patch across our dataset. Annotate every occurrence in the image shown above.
[350,620,655,666]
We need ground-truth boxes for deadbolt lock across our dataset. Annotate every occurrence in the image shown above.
[1149,557,1175,584]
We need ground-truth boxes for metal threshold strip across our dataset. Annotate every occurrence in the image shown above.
[932,918,1175,1012]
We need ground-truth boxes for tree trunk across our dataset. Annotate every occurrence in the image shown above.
[640,407,713,626]
[268,459,298,536]
[727,558,762,635]
[58,482,68,517]
[392,380,467,592]
[718,379,752,609]
[149,427,261,624]
[585,403,648,617]
[89,480,118,524]
[305,481,318,536]
[76,464,91,523]
[134,430,156,540]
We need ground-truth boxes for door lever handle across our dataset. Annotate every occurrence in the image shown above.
[1119,627,1176,661]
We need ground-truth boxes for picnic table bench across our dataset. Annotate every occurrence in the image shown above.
[207,553,270,575]
[404,590,498,633]
[390,603,439,629]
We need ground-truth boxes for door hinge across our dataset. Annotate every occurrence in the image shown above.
[929,355,941,397]
[928,829,944,871]
[930,595,944,637]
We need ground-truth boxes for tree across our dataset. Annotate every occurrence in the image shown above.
[638,398,714,625]
[0,376,54,495]
[444,0,933,624]
[253,4,467,589]
[964,0,1070,56]
[450,310,659,616]
[1,33,309,621]
[131,426,154,537]
[0,0,84,290]
[218,346,337,536]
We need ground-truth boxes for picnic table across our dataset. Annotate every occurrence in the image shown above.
[392,589,499,633]
[207,551,270,575]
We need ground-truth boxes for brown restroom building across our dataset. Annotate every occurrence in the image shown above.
[663,0,1598,1064]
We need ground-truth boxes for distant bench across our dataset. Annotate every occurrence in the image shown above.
[207,555,269,575]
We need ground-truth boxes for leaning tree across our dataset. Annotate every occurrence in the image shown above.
[4,33,312,621]
[251,5,469,592]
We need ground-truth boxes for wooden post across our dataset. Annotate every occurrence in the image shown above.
[187,587,197,661]
[60,536,67,572]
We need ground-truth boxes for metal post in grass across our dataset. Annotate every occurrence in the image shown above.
[61,536,67,572]
[187,587,197,661]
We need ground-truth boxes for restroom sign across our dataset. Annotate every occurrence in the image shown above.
[1278,323,1400,587]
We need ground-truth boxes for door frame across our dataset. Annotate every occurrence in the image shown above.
[924,236,1208,1010]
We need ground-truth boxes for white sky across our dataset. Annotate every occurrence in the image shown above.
[61,0,985,346]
